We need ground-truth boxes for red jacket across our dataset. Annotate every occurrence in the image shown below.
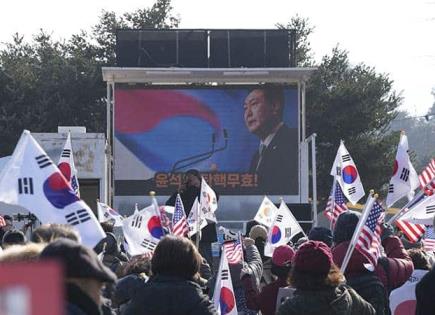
[242,276,288,315]
[332,236,413,293]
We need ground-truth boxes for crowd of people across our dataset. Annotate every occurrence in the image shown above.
[0,207,434,315]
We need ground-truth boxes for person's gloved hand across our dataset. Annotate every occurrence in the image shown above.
[243,237,255,247]
[381,223,395,241]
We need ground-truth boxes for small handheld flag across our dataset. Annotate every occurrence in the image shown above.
[213,249,238,315]
[330,141,365,205]
[58,132,80,197]
[172,194,189,237]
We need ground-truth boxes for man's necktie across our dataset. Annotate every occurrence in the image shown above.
[256,144,266,171]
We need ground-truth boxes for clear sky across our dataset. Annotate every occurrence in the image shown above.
[1,0,434,115]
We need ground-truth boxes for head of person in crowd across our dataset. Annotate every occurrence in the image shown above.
[94,232,118,256]
[333,211,360,245]
[271,244,295,279]
[243,85,285,141]
[2,229,27,248]
[151,235,201,281]
[100,220,115,234]
[31,223,80,243]
[407,248,431,270]
[182,169,202,190]
[0,243,45,263]
[248,224,268,259]
[119,254,152,278]
[308,226,333,248]
[290,240,344,290]
[40,238,116,312]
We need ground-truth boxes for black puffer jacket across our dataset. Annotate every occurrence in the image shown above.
[123,275,217,315]
[277,285,375,315]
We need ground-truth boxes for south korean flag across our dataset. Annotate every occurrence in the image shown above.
[264,200,303,257]
[0,130,104,247]
[58,132,80,197]
[386,133,419,208]
[213,250,238,315]
[122,204,164,256]
[330,141,365,205]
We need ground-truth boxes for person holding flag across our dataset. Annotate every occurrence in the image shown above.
[332,208,413,314]
[166,169,217,268]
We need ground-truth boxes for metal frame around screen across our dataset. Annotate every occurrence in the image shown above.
[102,67,316,222]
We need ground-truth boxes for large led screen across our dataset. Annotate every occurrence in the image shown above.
[114,85,299,196]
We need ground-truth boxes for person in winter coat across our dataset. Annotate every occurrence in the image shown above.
[112,254,151,312]
[40,238,117,315]
[332,212,414,315]
[277,241,375,315]
[248,224,272,286]
[332,212,413,292]
[229,237,263,315]
[243,244,295,315]
[123,235,217,315]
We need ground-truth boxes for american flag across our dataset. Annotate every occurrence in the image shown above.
[395,219,426,243]
[324,181,348,227]
[171,194,189,237]
[355,201,385,268]
[223,233,243,265]
[419,159,435,195]
[0,215,5,227]
[422,227,435,252]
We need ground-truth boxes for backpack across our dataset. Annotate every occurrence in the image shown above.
[346,259,391,315]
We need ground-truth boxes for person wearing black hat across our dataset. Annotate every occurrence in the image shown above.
[40,239,117,315]
[308,226,333,248]
[165,169,217,270]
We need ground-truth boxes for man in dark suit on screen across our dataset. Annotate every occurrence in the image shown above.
[244,85,298,195]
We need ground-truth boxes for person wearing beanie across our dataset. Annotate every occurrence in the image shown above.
[40,238,117,315]
[308,226,333,247]
[242,245,295,315]
[277,241,375,315]
[332,212,413,292]
[249,224,273,285]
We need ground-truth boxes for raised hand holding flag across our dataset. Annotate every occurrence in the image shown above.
[330,141,365,205]
[0,130,104,247]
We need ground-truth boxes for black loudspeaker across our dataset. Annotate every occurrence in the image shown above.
[209,30,290,68]
[116,30,141,67]
[137,30,177,67]
[116,30,208,67]
[178,30,208,67]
